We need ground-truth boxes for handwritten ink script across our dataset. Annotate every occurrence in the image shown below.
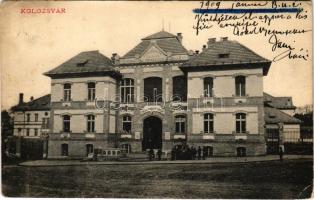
[193,1,311,62]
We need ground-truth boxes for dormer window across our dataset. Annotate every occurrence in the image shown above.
[77,60,88,67]
[218,53,229,58]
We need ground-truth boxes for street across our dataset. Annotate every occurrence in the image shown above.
[2,159,313,198]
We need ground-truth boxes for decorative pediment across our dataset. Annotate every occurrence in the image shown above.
[140,44,167,62]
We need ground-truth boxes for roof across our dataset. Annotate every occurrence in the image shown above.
[122,31,188,59]
[180,39,271,75]
[142,31,177,40]
[44,51,121,78]
[11,94,51,112]
[264,106,301,124]
[264,92,296,109]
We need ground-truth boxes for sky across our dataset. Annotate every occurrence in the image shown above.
[0,1,312,110]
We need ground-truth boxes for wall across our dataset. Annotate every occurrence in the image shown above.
[53,110,104,133]
[51,76,116,102]
[187,68,264,98]
[191,108,259,134]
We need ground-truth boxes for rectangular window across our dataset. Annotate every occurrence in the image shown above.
[26,128,30,136]
[235,76,246,96]
[120,79,134,103]
[172,76,187,102]
[63,115,71,133]
[35,113,38,122]
[87,115,95,132]
[61,144,68,156]
[175,115,186,133]
[64,83,71,101]
[204,77,214,97]
[204,114,214,133]
[26,113,30,122]
[122,116,132,133]
[88,82,96,101]
[34,128,38,136]
[42,118,49,129]
[236,113,246,133]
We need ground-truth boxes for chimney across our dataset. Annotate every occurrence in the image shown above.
[221,37,228,41]
[111,53,120,65]
[19,93,24,104]
[195,50,199,55]
[202,45,206,51]
[30,96,34,101]
[177,33,182,43]
[207,38,216,46]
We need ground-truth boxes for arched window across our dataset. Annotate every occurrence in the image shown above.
[235,76,246,96]
[63,115,71,133]
[144,77,162,102]
[120,78,134,103]
[172,76,187,101]
[204,77,214,97]
[122,115,132,133]
[236,113,246,133]
[64,83,71,101]
[61,144,68,156]
[204,113,214,133]
[87,82,96,101]
[175,115,186,133]
[87,115,95,132]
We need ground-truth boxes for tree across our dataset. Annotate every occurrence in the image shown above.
[1,110,14,161]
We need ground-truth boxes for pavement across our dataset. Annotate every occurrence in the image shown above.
[18,155,313,167]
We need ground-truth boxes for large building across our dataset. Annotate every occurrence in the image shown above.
[10,30,303,159]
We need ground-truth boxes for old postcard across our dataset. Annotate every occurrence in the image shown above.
[0,0,313,199]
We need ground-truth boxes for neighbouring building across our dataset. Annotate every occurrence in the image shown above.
[264,93,305,154]
[10,93,50,159]
[10,30,307,159]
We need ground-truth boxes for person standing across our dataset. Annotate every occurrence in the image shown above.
[197,146,202,160]
[279,146,283,162]
[157,149,162,161]
[202,146,206,160]
[149,148,154,161]
[171,146,175,160]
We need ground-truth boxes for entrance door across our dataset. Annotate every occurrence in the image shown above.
[142,116,162,151]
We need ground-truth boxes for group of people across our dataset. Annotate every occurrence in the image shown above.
[171,145,209,160]
[148,148,162,161]
[147,145,210,161]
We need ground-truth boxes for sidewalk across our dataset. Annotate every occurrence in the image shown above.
[19,155,312,167]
